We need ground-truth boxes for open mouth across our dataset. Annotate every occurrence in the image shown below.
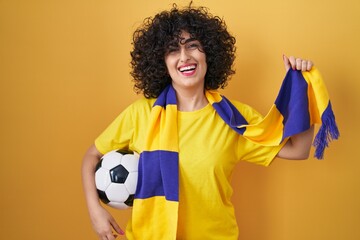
[178,64,197,73]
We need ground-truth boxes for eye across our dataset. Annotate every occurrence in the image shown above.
[166,45,179,54]
[187,42,200,49]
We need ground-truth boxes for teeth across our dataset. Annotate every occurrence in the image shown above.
[179,65,196,72]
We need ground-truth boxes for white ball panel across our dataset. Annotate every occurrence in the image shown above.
[121,154,139,172]
[124,172,138,194]
[95,168,111,191]
[101,151,123,169]
[106,183,130,202]
[107,201,129,210]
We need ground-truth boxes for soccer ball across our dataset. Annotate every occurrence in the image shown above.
[95,150,139,209]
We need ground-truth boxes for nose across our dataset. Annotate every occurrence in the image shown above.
[179,48,190,62]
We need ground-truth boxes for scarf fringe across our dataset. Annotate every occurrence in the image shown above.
[313,102,340,159]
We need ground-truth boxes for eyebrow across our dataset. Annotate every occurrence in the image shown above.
[179,37,198,45]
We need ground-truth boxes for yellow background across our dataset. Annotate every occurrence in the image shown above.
[0,0,359,239]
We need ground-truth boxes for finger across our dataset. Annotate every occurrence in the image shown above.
[296,58,302,70]
[307,60,313,71]
[106,233,116,240]
[110,218,125,235]
[301,60,308,71]
[102,231,115,240]
[101,235,109,240]
[283,54,291,72]
[289,56,296,70]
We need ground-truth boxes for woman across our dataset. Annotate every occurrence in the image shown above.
[82,4,314,240]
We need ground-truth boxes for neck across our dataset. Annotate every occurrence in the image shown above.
[174,86,208,112]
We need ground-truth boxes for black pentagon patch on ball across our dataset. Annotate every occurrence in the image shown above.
[124,194,135,207]
[95,159,103,172]
[116,149,132,155]
[97,189,110,204]
[110,165,129,183]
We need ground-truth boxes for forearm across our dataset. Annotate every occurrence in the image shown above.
[81,145,103,213]
[277,125,315,160]
[81,144,124,237]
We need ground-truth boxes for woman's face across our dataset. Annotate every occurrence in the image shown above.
[164,31,207,92]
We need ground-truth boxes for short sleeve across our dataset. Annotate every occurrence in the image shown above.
[237,137,287,166]
[94,98,154,155]
[232,100,287,166]
[95,105,135,155]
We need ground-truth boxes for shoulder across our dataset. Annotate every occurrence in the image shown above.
[112,97,155,123]
[126,97,156,113]
[227,99,263,124]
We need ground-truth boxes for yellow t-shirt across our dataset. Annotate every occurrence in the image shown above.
[95,97,284,240]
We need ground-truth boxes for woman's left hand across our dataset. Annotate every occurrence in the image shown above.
[283,55,313,72]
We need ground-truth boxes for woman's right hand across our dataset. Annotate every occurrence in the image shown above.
[81,144,125,239]
[90,205,124,240]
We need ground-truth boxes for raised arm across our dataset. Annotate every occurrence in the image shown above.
[277,126,314,159]
[277,55,315,160]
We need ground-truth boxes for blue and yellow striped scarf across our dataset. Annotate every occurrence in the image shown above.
[131,67,339,239]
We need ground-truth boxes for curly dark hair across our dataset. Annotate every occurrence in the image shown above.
[130,3,236,98]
